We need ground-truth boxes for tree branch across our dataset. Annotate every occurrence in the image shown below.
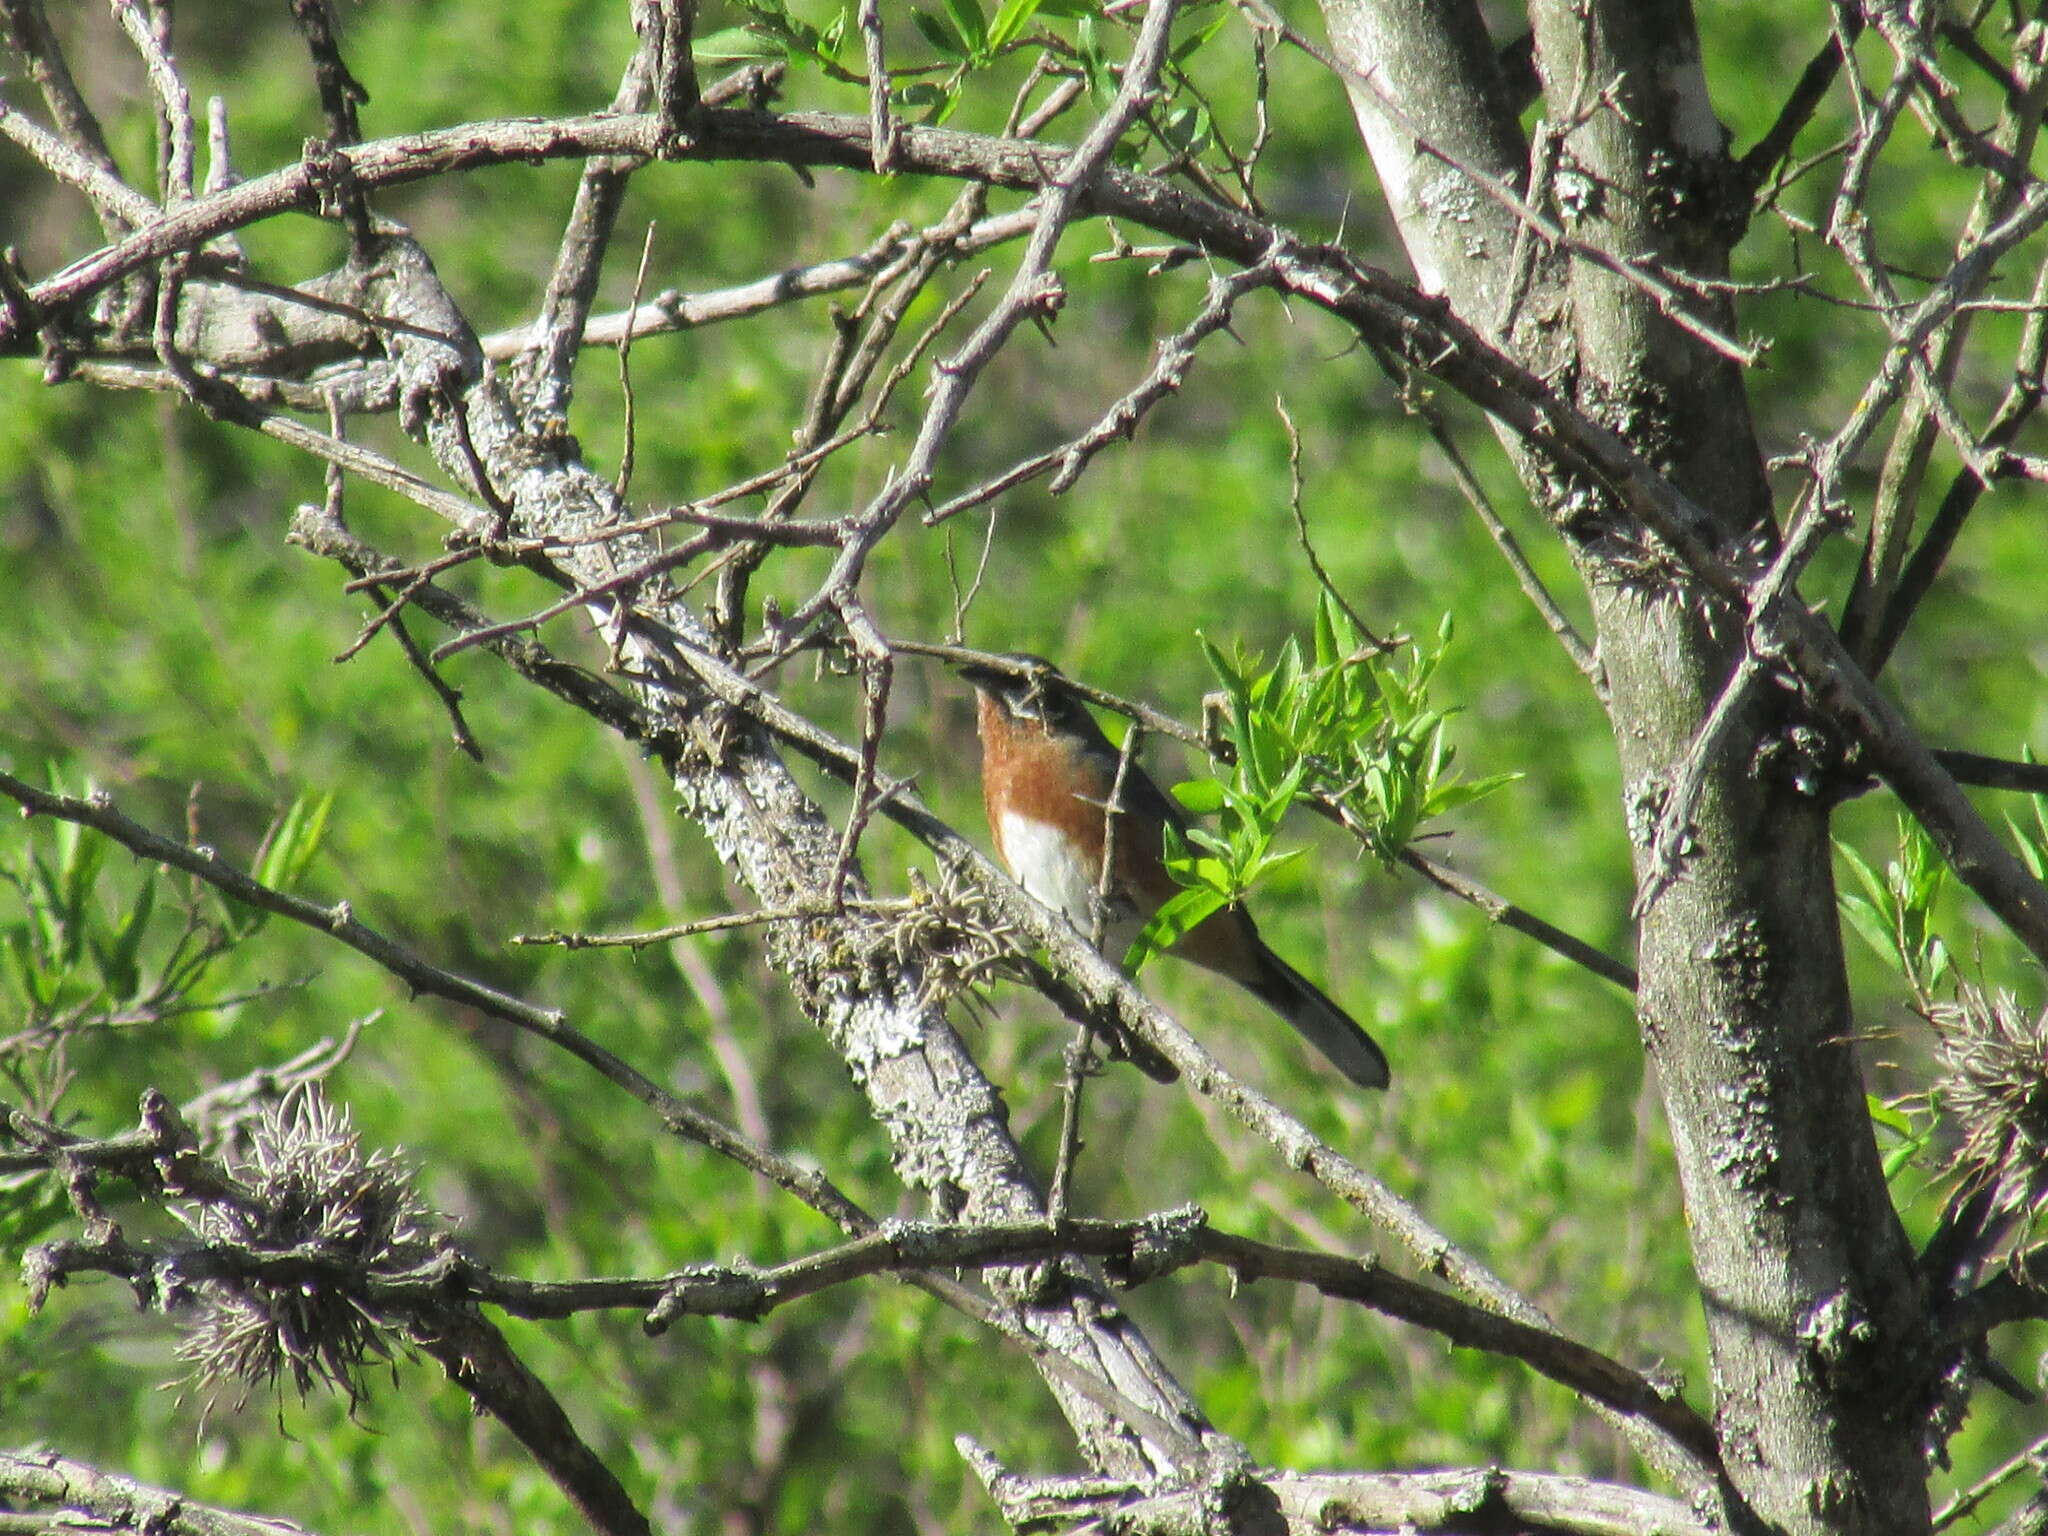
[0,1451,309,1536]
[960,1449,1719,1536]
[0,768,875,1232]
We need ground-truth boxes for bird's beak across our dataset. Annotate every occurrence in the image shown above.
[954,661,1006,692]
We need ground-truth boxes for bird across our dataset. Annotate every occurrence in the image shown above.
[958,655,1390,1090]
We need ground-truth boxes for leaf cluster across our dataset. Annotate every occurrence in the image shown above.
[1127,597,1516,971]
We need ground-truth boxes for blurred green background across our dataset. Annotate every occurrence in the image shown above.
[2,1,2043,1530]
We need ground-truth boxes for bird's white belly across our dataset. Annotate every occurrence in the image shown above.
[999,811,1141,955]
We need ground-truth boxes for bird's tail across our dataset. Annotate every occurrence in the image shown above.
[1240,941,1390,1090]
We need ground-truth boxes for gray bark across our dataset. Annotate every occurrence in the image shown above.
[1319,0,1934,1529]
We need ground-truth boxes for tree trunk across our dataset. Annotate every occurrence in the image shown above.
[1319,1,1934,1527]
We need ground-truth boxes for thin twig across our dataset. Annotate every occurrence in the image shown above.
[859,0,895,173]
[615,221,657,498]
[925,259,1281,527]
[1933,1428,2048,1529]
[1275,396,1394,653]
[1050,723,1145,1220]
[111,0,196,204]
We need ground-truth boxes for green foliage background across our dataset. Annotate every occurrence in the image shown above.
[1,1,2043,1530]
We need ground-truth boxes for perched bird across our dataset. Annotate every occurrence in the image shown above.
[959,656,1390,1090]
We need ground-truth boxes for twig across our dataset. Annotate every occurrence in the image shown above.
[1870,240,2048,674]
[516,38,660,420]
[1934,1428,2048,1529]
[369,589,485,761]
[858,0,896,173]
[1840,20,2048,670]
[925,258,1282,527]
[786,0,1193,628]
[1397,848,1636,992]
[827,599,896,905]
[512,899,909,949]
[72,359,499,534]
[636,0,699,134]
[944,501,1002,643]
[480,211,1037,358]
[0,0,131,235]
[1738,25,1857,193]
[1364,348,1603,693]
[410,1310,653,1536]
[287,0,374,252]
[0,96,158,232]
[614,221,657,498]
[111,0,196,204]
[1050,723,1146,1220]
[1275,396,1394,653]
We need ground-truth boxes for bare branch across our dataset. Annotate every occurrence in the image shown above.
[1398,848,1637,992]
[513,38,659,419]
[791,0,1194,628]
[1737,24,1857,195]
[0,98,160,231]
[961,1451,1719,1536]
[408,1310,653,1536]
[0,0,131,233]
[0,1451,309,1536]
[110,0,196,204]
[925,257,1281,527]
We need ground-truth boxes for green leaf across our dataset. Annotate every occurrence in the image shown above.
[894,80,954,119]
[25,851,63,959]
[1425,770,1522,817]
[913,9,962,56]
[254,790,334,896]
[987,0,1043,49]
[1171,778,1227,816]
[1169,9,1229,64]
[1833,840,1891,916]
[1839,893,1901,969]
[1922,934,1952,991]
[1241,844,1305,884]
[942,0,987,54]
[692,26,785,61]
[1866,1094,1913,1137]
[90,874,155,1002]
[1157,105,1211,156]
[57,815,103,915]
[1123,887,1225,974]
[2,927,49,1010]
[2008,809,2046,880]
[1312,594,1341,673]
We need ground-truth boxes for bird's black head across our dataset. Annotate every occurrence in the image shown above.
[955,653,1096,732]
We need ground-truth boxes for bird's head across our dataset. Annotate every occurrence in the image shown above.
[955,653,1098,735]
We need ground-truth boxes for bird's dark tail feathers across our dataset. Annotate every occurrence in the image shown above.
[1241,942,1390,1090]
